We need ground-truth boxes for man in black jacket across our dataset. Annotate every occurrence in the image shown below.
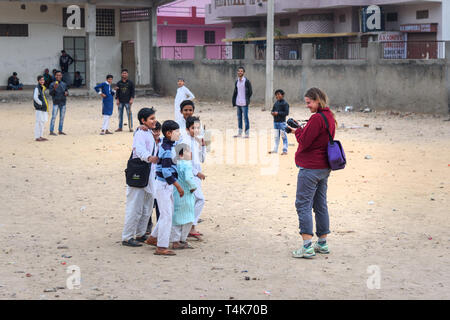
[115,69,135,132]
[232,66,252,138]
[48,71,69,135]
[59,50,74,87]
[269,89,289,155]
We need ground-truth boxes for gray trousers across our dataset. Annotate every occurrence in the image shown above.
[295,168,331,237]
[170,223,193,243]
[122,186,154,241]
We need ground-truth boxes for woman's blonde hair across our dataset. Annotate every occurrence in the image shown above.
[304,87,337,125]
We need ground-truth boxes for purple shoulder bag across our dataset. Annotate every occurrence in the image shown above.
[318,112,346,170]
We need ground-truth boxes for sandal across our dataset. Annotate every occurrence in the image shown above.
[144,236,157,246]
[172,242,194,250]
[154,248,176,256]
[188,233,203,241]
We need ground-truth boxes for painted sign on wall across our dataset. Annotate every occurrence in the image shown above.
[361,5,385,33]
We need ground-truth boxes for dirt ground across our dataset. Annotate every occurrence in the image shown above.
[0,96,449,300]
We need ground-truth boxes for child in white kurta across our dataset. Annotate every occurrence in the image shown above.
[174,78,195,124]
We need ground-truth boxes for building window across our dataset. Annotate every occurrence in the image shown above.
[0,24,28,37]
[62,7,86,28]
[204,31,215,44]
[386,12,398,22]
[416,10,429,20]
[176,30,187,43]
[280,18,290,27]
[96,9,115,36]
[339,14,346,23]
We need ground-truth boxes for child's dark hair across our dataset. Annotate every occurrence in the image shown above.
[162,120,179,137]
[121,68,128,73]
[275,89,285,96]
[153,121,162,131]
[137,107,155,125]
[106,74,113,80]
[186,116,200,129]
[180,100,195,111]
[37,75,44,81]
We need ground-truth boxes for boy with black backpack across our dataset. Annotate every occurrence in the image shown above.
[121,108,159,247]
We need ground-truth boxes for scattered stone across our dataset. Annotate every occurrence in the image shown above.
[57,246,69,249]
[363,124,369,127]
[365,155,372,160]
[244,276,250,281]
[43,288,57,293]
[376,127,382,131]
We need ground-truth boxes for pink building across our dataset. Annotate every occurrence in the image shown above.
[157,0,226,59]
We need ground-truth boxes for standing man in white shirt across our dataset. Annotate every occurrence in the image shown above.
[174,78,195,123]
[232,67,253,138]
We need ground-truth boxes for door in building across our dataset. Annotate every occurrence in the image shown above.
[63,36,86,87]
[121,41,136,84]
[407,32,437,59]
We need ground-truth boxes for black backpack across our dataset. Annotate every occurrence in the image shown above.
[125,145,154,188]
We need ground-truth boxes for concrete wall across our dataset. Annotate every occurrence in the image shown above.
[154,43,449,114]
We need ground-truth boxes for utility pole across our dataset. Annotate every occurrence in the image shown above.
[264,0,274,111]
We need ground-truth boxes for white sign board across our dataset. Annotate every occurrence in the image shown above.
[379,32,407,59]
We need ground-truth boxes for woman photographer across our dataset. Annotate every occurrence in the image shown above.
[286,88,336,259]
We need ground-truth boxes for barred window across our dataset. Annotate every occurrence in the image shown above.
[280,18,290,27]
[0,24,28,37]
[96,9,115,36]
[386,12,398,22]
[176,30,187,43]
[204,31,215,44]
[416,10,429,20]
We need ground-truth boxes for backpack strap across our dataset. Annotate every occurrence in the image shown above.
[318,112,334,143]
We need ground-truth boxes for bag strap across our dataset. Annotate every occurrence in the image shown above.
[318,112,334,143]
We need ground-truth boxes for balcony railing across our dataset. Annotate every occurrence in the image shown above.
[160,46,195,60]
[255,44,302,60]
[380,41,445,59]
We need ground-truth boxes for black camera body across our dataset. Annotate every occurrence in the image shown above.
[285,118,305,133]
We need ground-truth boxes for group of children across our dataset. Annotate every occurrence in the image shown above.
[121,95,207,256]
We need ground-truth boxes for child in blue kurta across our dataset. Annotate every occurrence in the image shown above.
[170,144,197,249]
[94,74,115,135]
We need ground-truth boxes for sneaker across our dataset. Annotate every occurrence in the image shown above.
[122,238,143,247]
[313,241,330,254]
[115,128,122,132]
[292,245,316,259]
[233,134,242,138]
[49,132,57,136]
[58,131,66,135]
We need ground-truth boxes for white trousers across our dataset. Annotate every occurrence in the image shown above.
[151,180,174,248]
[102,115,110,131]
[122,187,154,241]
[34,110,48,139]
[193,177,205,226]
[170,222,193,243]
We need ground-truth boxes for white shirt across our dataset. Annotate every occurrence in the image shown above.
[178,118,205,141]
[179,134,206,176]
[132,129,157,194]
[174,85,195,123]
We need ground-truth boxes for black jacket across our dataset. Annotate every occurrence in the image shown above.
[115,79,135,103]
[49,81,68,105]
[232,78,252,107]
[59,54,74,72]
[33,85,48,111]
[271,99,289,122]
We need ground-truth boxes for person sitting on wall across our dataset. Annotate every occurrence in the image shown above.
[73,71,83,88]
[7,72,24,90]
[43,68,52,88]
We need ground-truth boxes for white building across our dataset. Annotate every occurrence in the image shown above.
[0,0,171,88]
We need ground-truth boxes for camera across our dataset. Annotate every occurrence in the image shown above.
[285,118,307,133]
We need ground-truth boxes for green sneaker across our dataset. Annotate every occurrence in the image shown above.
[292,245,316,259]
[313,241,330,254]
